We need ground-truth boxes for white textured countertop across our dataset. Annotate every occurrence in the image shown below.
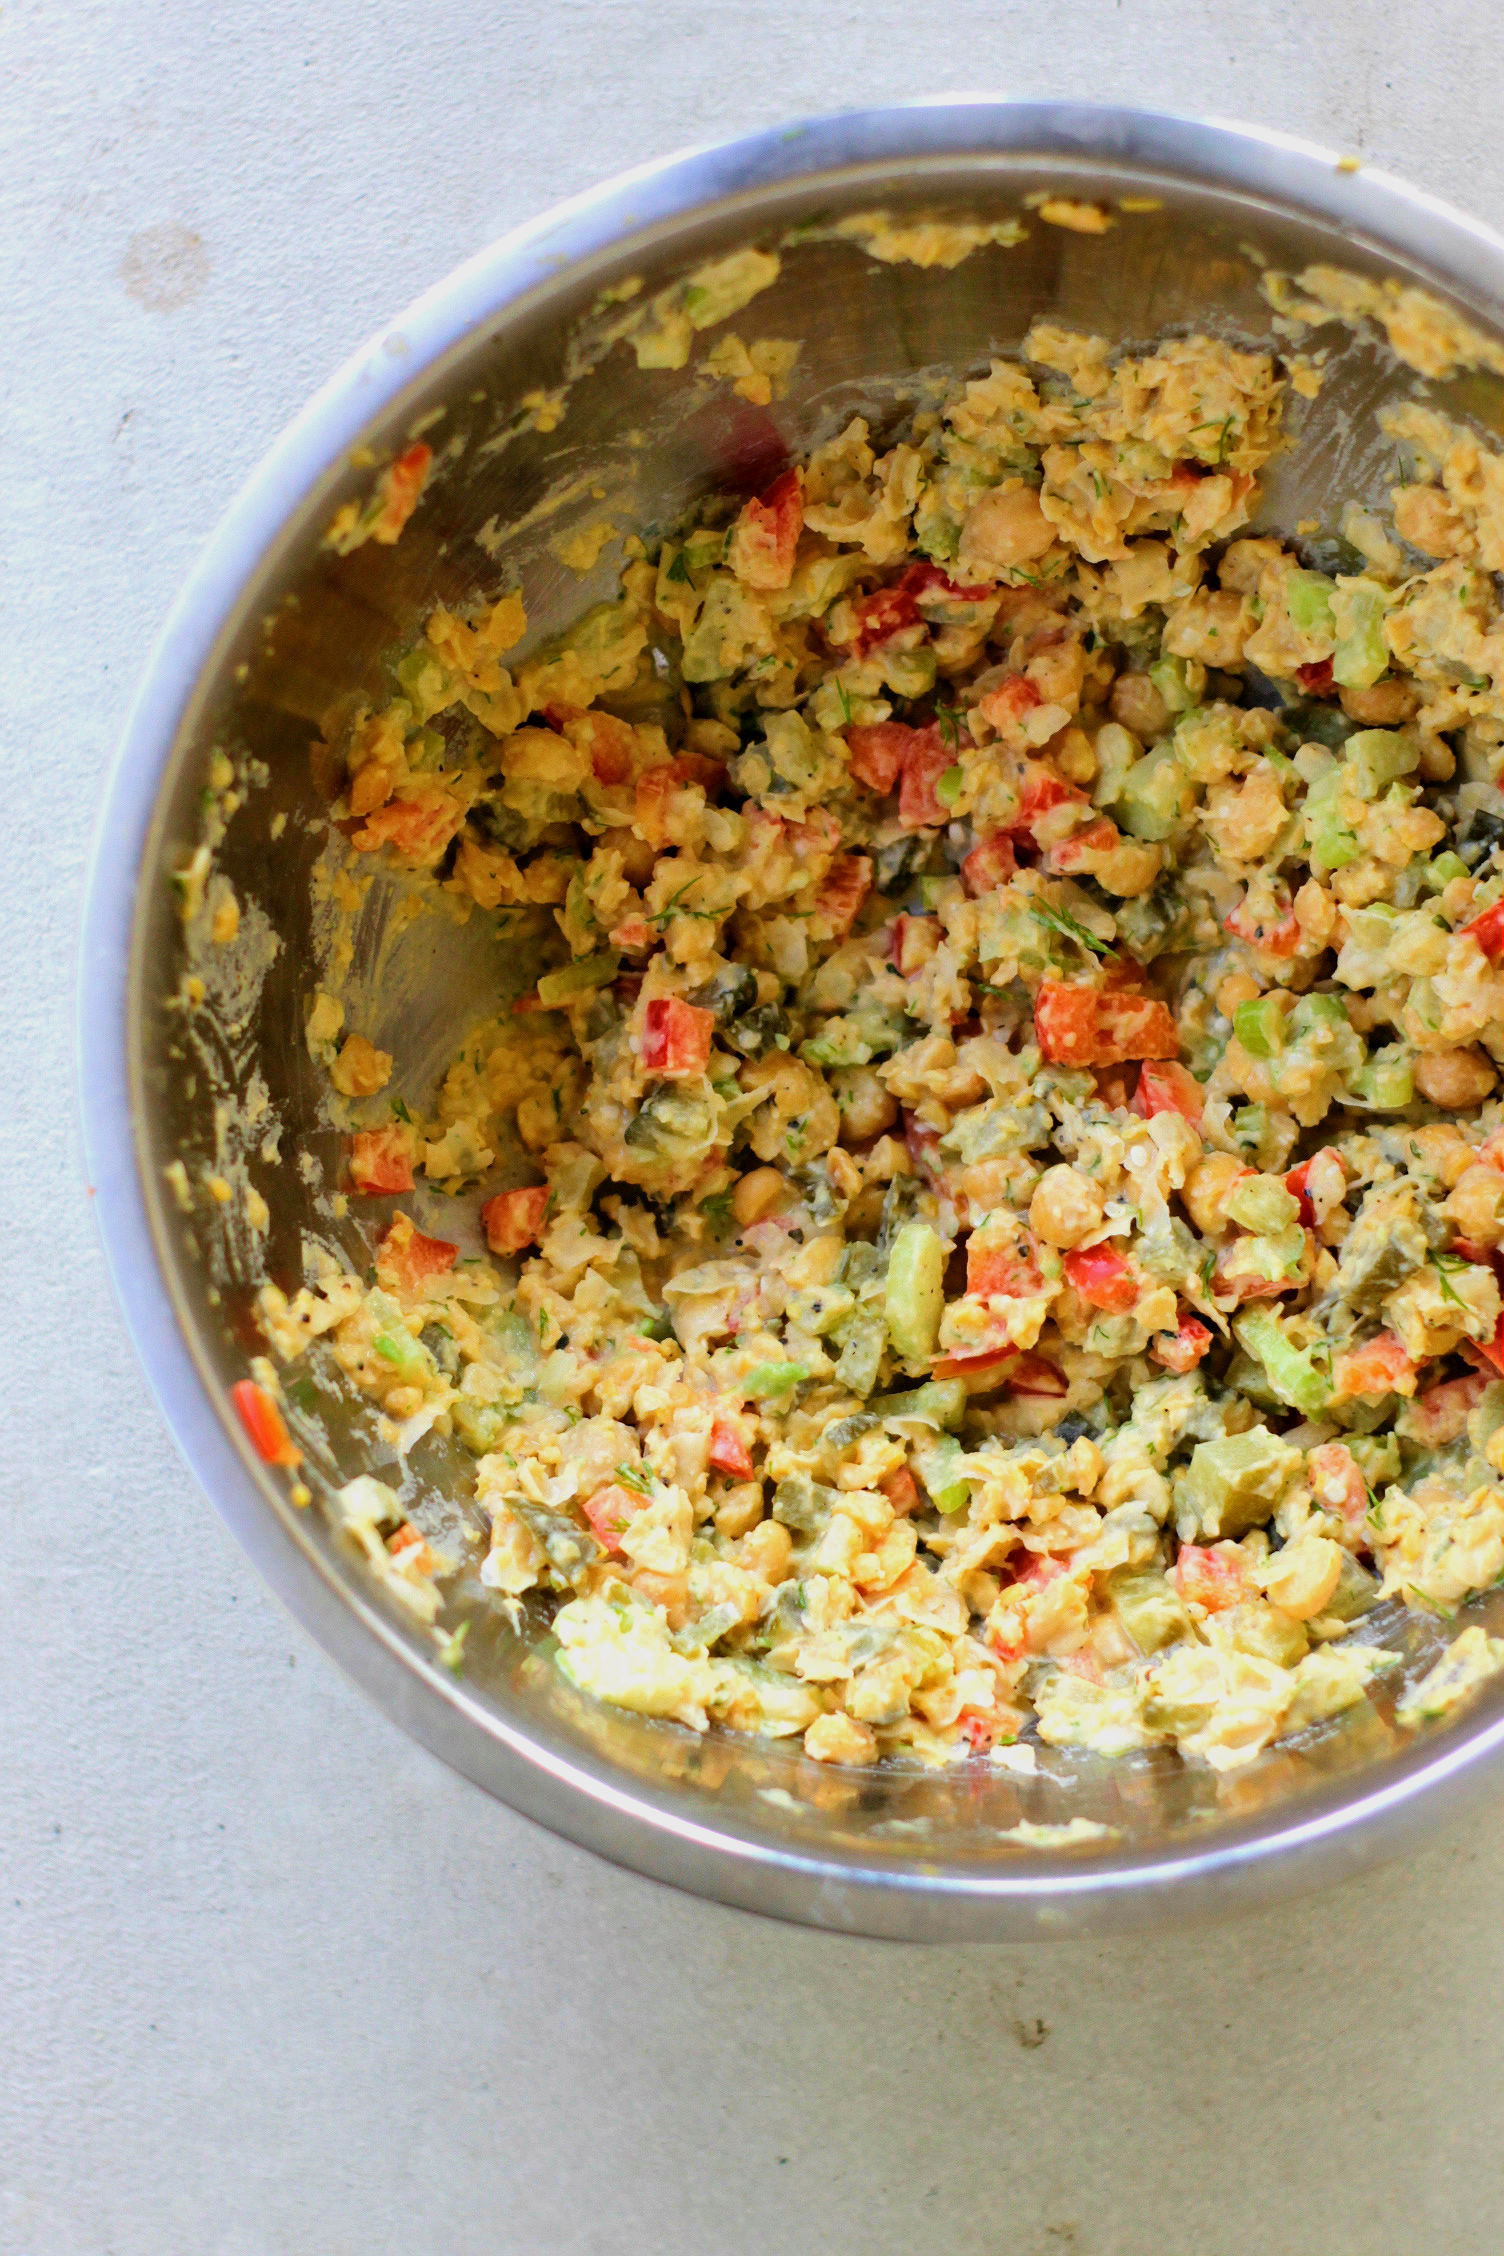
[7,4,1504,2249]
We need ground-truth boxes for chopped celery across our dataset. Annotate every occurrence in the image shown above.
[1117,744,1195,841]
[1332,581,1390,690]
[935,764,965,808]
[1225,1173,1301,1233]
[1232,1307,1332,1416]
[1176,1425,1302,1541]
[1344,728,1419,800]
[884,1221,947,1361]
[744,1361,809,1400]
[912,1432,970,1513]
[1148,654,1201,716]
[1422,851,1470,892]
[917,875,952,910]
[870,1379,968,1431]
[452,1396,515,1453]
[1234,996,1287,1061]
[1304,770,1360,871]
[536,951,620,1006]
[1105,1566,1189,1654]
[1290,991,1348,1036]
[1348,1043,1414,1110]
[1286,569,1337,639]
[881,644,938,699]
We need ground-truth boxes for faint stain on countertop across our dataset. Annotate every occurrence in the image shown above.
[121,222,209,310]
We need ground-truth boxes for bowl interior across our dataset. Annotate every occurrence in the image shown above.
[123,129,1504,1920]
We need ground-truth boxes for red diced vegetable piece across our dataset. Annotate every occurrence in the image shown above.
[481,1185,551,1255]
[1151,1314,1213,1373]
[897,729,955,830]
[582,1483,643,1555]
[880,1465,922,1514]
[708,1416,755,1479]
[1307,1441,1371,1536]
[961,833,1018,895]
[1406,1371,1493,1449]
[1295,658,1335,695]
[967,1229,1044,1299]
[815,853,871,934]
[377,1214,458,1295]
[930,1344,1016,1390]
[848,579,922,655]
[1063,1244,1138,1313]
[1174,1543,1248,1612]
[371,442,433,544]
[231,1378,302,1468]
[1034,981,1179,1067]
[844,723,908,793]
[729,468,805,590]
[1462,899,1504,962]
[1045,816,1120,874]
[1008,1353,1067,1397]
[348,1127,415,1195]
[890,912,940,976]
[1226,891,1300,957]
[351,795,463,862]
[1332,1330,1418,1400]
[978,674,1044,736]
[1466,1308,1504,1377]
[641,996,716,1078]
[1132,1059,1205,1126]
[958,1708,999,1755]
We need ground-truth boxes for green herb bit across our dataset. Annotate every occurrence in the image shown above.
[438,1621,470,1675]
[935,702,962,750]
[1031,901,1117,959]
[615,1462,655,1495]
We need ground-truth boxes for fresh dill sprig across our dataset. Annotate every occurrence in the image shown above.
[1030,900,1117,960]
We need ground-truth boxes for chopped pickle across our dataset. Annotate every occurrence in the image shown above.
[1175,1426,1303,1542]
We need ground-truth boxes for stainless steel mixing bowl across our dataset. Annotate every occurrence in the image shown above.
[79,101,1504,1938]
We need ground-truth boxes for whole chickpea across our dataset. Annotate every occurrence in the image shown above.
[831,1065,899,1146]
[958,483,1055,574]
[1182,1151,1251,1236]
[1028,1164,1107,1248]
[1414,1046,1498,1110]
[1109,671,1171,740]
[1442,1163,1504,1247]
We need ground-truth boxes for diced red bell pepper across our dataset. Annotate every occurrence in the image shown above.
[1332,1330,1418,1400]
[582,1482,643,1555]
[1002,763,1085,846]
[1063,1244,1138,1313]
[231,1378,302,1468]
[371,442,433,544]
[1174,1543,1248,1613]
[978,674,1043,736]
[967,1230,1044,1299]
[903,1111,945,1190]
[958,1708,1000,1755]
[1306,1441,1371,1538]
[1283,1146,1345,1229]
[634,756,723,844]
[1407,1370,1494,1448]
[930,1343,1017,1390]
[1466,1309,1504,1377]
[351,795,463,863]
[1226,891,1301,957]
[961,833,1018,896]
[580,710,636,786]
[348,1126,415,1195]
[1008,1353,1068,1397]
[641,995,716,1078]
[730,468,805,590]
[815,853,871,935]
[890,911,941,976]
[848,579,922,655]
[1034,981,1179,1067]
[1044,816,1120,875]
[377,1214,458,1295]
[708,1416,755,1479]
[1462,899,1504,963]
[1295,658,1335,695]
[1132,1059,1205,1126]
[1151,1313,1213,1373]
[904,562,994,607]
[481,1184,551,1255]
[897,728,956,830]
[880,1465,922,1514]
[845,722,909,794]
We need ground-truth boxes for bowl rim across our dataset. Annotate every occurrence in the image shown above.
[78,96,1504,1940]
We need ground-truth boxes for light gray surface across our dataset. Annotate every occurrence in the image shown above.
[6,3,1504,2250]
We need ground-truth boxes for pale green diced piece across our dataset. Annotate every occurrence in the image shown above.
[1175,1425,1302,1542]
[1225,1173,1300,1234]
[1344,728,1419,800]
[1105,1567,1188,1655]
[1286,569,1336,640]
[1332,580,1390,689]
[1117,743,1195,841]
[884,1221,947,1361]
[870,1379,968,1431]
[912,1432,970,1514]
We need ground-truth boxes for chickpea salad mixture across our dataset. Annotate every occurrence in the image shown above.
[239,316,1504,1774]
